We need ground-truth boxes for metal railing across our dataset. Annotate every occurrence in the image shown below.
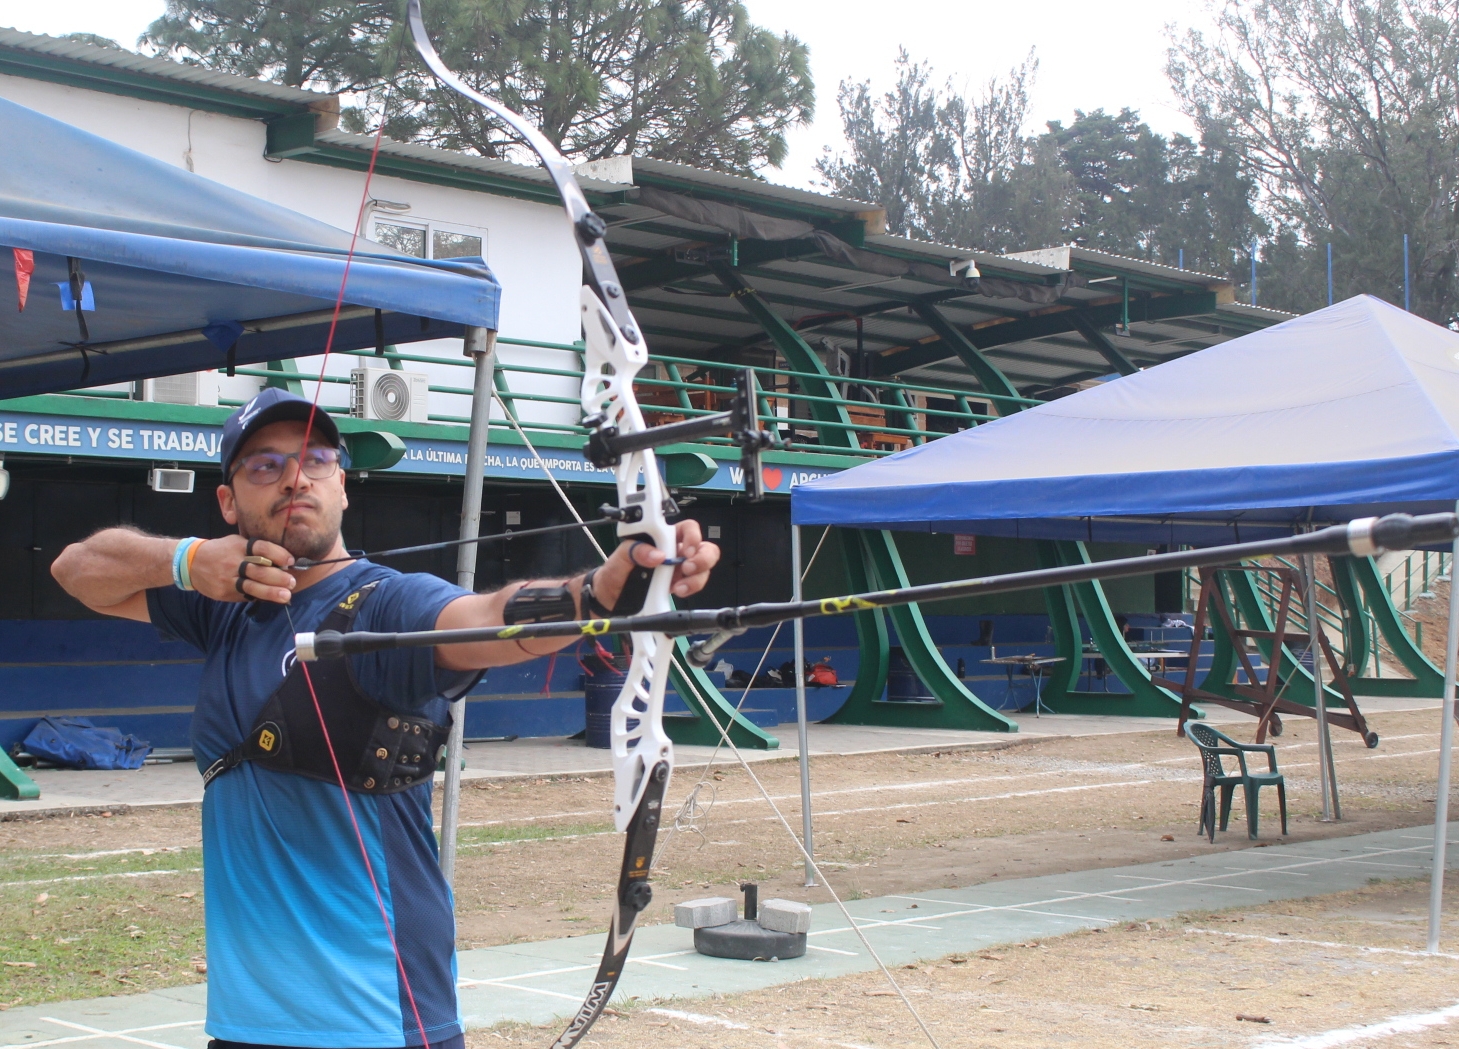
[58,335,1041,459]
[1385,549,1449,611]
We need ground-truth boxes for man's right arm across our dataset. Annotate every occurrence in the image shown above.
[51,527,296,623]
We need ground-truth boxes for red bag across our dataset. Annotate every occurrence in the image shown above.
[808,662,838,687]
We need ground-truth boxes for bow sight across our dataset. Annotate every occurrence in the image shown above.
[583,366,785,501]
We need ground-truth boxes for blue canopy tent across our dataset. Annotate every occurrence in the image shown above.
[793,295,1459,546]
[0,96,503,807]
[793,293,1459,947]
[0,96,500,396]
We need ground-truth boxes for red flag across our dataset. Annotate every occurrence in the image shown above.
[13,248,33,312]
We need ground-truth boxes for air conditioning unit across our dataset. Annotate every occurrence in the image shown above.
[351,366,429,422]
[133,371,220,406]
[149,468,196,494]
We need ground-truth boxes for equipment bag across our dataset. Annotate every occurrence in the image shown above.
[22,717,152,770]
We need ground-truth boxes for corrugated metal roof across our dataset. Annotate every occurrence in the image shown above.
[311,130,628,196]
[1006,244,1227,286]
[632,158,885,226]
[0,28,1279,395]
[0,28,326,113]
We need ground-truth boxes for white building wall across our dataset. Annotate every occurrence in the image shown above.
[0,72,584,427]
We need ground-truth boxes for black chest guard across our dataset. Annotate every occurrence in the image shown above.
[202,581,476,795]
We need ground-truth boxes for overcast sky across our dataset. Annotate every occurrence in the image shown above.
[0,0,1214,191]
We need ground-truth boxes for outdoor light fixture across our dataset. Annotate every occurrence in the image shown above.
[0,457,8,501]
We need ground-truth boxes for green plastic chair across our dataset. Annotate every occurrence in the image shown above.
[1185,721,1288,842]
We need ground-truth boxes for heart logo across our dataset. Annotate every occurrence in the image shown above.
[761,466,783,490]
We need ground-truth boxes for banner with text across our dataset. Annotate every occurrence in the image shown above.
[0,410,843,493]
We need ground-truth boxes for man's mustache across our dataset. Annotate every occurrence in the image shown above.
[270,494,321,517]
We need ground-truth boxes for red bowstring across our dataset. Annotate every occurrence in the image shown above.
[278,108,433,1048]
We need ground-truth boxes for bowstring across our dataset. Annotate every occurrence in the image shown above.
[269,81,432,1048]
[664,663,945,1049]
[508,386,942,1048]
[655,524,830,860]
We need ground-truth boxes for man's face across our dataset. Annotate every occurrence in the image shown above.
[218,419,347,562]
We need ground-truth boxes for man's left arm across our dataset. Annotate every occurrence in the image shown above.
[433,519,719,671]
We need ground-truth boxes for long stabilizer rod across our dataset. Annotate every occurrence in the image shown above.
[295,512,1458,662]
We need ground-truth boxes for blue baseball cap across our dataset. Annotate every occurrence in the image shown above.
[219,388,342,480]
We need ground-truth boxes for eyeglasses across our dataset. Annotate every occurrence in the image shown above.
[230,447,342,486]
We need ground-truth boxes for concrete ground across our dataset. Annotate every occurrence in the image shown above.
[0,821,1452,1049]
[1,697,1438,819]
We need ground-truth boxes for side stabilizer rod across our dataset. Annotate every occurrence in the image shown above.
[294,513,1459,662]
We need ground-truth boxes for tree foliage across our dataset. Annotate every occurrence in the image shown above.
[1168,0,1459,320]
[142,1,392,92]
[142,0,814,173]
[815,53,1259,286]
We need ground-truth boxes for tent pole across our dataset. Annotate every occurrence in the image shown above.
[1428,509,1459,951]
[440,325,497,885]
[792,524,816,887]
[1305,553,1339,821]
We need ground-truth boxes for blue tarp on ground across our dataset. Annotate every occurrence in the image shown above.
[793,295,1459,544]
[0,96,501,398]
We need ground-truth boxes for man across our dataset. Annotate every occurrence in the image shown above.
[51,388,719,1049]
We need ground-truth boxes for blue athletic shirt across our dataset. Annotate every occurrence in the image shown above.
[147,561,475,1049]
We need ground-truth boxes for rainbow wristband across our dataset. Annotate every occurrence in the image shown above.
[173,538,202,591]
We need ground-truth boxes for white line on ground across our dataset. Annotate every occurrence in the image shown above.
[1250,1001,1459,1048]
[1283,749,1441,772]
[455,948,698,989]
[14,847,196,861]
[0,869,200,889]
[37,1018,192,1049]
[0,1020,202,1049]
[460,978,583,1002]
[458,832,613,849]
[789,780,1162,820]
[646,1008,748,1029]
[459,768,1096,828]
[803,843,1437,944]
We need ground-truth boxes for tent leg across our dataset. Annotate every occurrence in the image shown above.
[792,525,816,887]
[1429,518,1459,952]
[440,326,495,886]
[1305,554,1339,821]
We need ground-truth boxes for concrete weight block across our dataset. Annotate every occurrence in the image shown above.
[674,896,737,929]
[758,898,812,934]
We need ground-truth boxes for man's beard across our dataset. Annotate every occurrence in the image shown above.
[237,495,341,562]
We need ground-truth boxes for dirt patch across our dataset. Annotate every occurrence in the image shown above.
[0,707,1451,1008]
[448,708,1449,947]
[473,875,1459,1049]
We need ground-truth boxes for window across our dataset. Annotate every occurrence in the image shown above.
[373,218,485,261]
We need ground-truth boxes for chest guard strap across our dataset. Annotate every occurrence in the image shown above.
[203,581,463,795]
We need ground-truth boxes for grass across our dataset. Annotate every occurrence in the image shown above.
[453,822,615,848]
[0,847,206,1009]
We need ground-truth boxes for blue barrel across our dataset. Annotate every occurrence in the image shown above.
[584,669,628,748]
[885,646,938,703]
